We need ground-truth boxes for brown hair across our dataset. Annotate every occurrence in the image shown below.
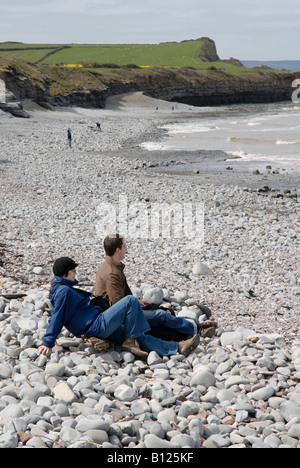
[103,234,124,256]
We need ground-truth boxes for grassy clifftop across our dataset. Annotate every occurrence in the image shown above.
[0,38,242,72]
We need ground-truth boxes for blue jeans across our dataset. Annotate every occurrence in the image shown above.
[86,296,178,357]
[143,308,197,337]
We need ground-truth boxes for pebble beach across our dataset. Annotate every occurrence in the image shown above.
[0,93,299,449]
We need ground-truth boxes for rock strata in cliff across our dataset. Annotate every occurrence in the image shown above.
[0,60,50,103]
[0,101,29,118]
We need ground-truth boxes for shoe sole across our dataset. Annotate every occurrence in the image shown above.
[201,327,216,339]
[181,334,200,357]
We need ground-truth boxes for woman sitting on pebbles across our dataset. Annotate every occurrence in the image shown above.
[38,257,200,359]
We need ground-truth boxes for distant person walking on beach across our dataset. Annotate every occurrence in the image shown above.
[67,127,72,148]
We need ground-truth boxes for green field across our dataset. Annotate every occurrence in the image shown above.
[41,41,207,67]
[0,43,60,63]
[0,40,208,66]
[0,39,249,73]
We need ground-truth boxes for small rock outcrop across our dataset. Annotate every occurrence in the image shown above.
[197,37,220,61]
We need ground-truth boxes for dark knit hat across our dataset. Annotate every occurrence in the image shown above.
[53,257,79,277]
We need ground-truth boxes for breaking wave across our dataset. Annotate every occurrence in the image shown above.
[276,140,300,145]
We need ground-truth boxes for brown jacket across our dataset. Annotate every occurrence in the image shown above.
[94,259,132,306]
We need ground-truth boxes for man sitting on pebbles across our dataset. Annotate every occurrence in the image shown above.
[38,257,200,359]
[94,234,217,343]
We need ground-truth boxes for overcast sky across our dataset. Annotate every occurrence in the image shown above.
[0,0,299,60]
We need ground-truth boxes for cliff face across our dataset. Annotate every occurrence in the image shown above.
[146,69,298,106]
[97,67,299,107]
[52,67,299,108]
[0,57,51,116]
[0,56,299,116]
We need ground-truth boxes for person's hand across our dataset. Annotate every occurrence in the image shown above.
[139,300,150,307]
[38,345,51,356]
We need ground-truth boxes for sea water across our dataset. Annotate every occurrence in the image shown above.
[242,60,300,72]
[141,102,300,174]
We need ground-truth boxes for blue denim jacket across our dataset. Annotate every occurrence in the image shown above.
[43,275,101,348]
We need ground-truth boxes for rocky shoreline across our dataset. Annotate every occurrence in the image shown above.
[0,98,299,448]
